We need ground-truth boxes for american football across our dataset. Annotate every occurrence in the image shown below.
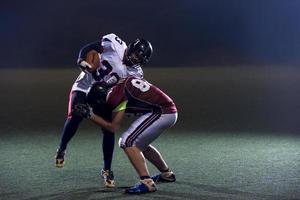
[85,50,100,71]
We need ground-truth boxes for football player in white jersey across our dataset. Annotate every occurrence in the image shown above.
[55,33,153,188]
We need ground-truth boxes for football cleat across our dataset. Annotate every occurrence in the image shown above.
[55,149,65,168]
[151,171,176,183]
[125,179,157,194]
[101,169,115,188]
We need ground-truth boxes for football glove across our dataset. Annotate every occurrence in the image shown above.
[72,104,92,119]
[77,59,93,74]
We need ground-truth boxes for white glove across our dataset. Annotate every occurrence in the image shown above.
[78,60,93,74]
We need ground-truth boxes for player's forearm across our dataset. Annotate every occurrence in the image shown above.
[90,113,119,132]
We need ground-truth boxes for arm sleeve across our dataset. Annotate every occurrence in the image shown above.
[77,40,103,62]
[113,100,128,112]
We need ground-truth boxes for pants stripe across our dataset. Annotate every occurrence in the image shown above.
[125,113,161,147]
[125,113,158,147]
[67,91,74,118]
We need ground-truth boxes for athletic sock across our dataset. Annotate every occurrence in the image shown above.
[140,176,151,180]
[102,130,115,171]
[59,116,83,151]
[161,168,171,173]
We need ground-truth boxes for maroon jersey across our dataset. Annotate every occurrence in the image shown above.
[107,77,177,114]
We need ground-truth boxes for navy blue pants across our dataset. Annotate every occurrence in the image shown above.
[58,90,115,171]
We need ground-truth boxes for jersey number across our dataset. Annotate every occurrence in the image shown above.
[115,36,123,45]
[96,60,120,83]
[131,79,150,92]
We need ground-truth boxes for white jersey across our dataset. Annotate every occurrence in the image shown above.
[71,33,143,93]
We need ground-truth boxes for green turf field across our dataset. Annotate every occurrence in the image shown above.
[1,67,300,199]
[0,130,300,200]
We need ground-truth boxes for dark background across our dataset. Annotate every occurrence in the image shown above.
[1,0,300,68]
[1,1,300,134]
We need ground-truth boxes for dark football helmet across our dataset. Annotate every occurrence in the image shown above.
[124,38,153,66]
[87,82,109,107]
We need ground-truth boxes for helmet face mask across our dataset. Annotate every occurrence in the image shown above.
[124,38,153,67]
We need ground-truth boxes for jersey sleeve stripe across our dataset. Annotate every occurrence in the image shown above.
[113,100,128,112]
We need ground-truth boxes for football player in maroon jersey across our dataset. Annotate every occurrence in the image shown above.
[73,76,178,194]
